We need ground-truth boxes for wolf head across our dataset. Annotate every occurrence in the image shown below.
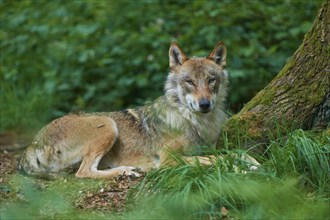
[165,42,228,114]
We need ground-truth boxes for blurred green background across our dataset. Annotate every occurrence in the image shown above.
[0,0,323,133]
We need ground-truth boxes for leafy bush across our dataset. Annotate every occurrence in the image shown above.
[1,0,322,131]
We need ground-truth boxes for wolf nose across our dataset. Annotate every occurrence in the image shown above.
[199,98,211,112]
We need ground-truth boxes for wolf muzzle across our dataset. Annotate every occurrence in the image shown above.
[199,98,211,113]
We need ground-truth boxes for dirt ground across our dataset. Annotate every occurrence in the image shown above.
[74,172,144,212]
[0,150,18,183]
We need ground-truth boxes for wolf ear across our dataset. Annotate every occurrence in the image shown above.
[169,42,188,68]
[207,41,227,68]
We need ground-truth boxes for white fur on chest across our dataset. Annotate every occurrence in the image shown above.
[160,104,226,145]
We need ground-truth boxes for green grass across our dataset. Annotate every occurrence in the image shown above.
[264,129,330,195]
[126,129,330,219]
[1,129,329,219]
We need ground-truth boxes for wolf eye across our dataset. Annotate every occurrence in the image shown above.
[186,80,194,86]
[208,78,216,84]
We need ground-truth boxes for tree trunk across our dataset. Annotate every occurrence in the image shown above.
[220,0,330,150]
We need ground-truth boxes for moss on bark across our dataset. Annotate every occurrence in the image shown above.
[219,0,330,149]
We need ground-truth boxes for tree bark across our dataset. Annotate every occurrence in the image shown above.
[220,0,330,149]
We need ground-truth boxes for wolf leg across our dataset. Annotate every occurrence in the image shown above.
[88,166,141,178]
[74,117,131,179]
[183,154,260,172]
[183,155,217,166]
[76,153,141,178]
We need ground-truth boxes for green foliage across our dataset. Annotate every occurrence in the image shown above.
[0,82,55,132]
[0,0,322,131]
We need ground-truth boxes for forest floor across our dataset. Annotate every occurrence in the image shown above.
[0,135,144,216]
[1,130,329,219]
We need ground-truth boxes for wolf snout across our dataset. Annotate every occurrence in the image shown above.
[199,98,211,113]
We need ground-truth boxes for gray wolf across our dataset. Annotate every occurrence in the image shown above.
[19,42,231,178]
